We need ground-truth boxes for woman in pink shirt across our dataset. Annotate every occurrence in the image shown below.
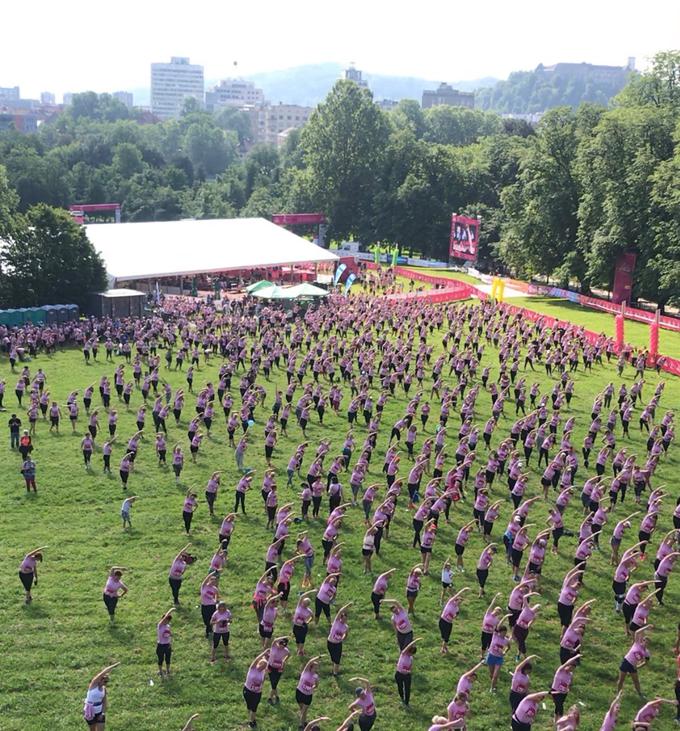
[156,607,174,677]
[18,546,45,604]
[259,593,282,648]
[455,520,476,572]
[617,626,653,694]
[102,566,128,621]
[550,654,580,719]
[394,638,421,707]
[512,690,551,731]
[199,573,220,638]
[348,676,377,731]
[181,491,198,534]
[205,471,220,516]
[242,649,269,728]
[327,603,351,676]
[293,592,316,656]
[439,587,470,654]
[370,568,395,619]
[476,543,498,597]
[209,601,232,664]
[266,636,290,705]
[168,543,194,605]
[296,655,321,727]
[405,565,423,614]
[598,690,622,731]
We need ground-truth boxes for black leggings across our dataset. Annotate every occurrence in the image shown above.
[394,671,411,705]
[315,598,331,621]
[183,510,193,533]
[370,591,382,616]
[156,643,172,666]
[169,577,182,603]
[103,593,118,617]
[201,603,215,636]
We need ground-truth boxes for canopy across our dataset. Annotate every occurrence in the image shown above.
[285,282,329,298]
[252,285,291,299]
[246,280,274,294]
[86,217,338,285]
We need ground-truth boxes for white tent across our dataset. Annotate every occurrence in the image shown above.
[86,217,338,285]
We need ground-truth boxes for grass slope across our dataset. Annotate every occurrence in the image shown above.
[1,308,679,731]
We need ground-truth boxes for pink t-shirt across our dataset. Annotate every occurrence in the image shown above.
[396,650,413,674]
[297,668,318,695]
[157,622,172,645]
[328,618,348,643]
[211,608,231,632]
[391,607,412,634]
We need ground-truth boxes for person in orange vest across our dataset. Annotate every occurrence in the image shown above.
[19,430,33,460]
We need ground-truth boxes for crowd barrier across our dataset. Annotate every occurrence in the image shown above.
[369,263,680,378]
[528,284,680,333]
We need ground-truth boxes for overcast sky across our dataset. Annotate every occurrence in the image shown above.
[4,0,679,100]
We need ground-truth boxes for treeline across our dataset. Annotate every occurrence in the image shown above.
[476,63,630,114]
[2,51,680,307]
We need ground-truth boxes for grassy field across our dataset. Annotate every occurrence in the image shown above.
[1,304,679,731]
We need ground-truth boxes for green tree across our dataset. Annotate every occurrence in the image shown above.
[300,80,390,241]
[0,204,107,308]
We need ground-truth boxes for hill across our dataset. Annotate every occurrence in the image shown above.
[244,62,497,106]
[476,62,634,114]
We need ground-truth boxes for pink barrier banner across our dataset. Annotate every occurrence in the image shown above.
[271,213,326,225]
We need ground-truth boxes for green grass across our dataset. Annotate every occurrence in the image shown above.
[509,297,680,360]
[1,311,679,731]
[401,267,482,286]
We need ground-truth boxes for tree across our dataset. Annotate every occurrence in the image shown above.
[300,80,390,241]
[183,121,237,177]
[499,108,582,283]
[0,204,107,308]
[423,107,502,146]
[616,51,680,111]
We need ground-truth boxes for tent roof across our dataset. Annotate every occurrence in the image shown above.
[86,217,338,283]
[97,288,147,298]
[285,282,329,297]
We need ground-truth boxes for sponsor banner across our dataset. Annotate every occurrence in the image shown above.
[449,214,480,261]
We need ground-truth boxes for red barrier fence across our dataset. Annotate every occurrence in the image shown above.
[368,262,680,378]
[528,284,680,333]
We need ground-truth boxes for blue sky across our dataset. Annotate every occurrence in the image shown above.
[4,0,679,100]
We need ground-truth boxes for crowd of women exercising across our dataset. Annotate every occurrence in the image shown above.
[9,290,680,730]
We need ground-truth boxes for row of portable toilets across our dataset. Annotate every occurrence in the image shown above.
[0,304,79,326]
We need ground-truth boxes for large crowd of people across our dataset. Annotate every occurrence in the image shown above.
[4,284,680,730]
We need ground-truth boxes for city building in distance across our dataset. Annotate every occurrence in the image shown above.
[40,91,56,105]
[344,64,368,88]
[151,57,204,119]
[205,79,264,112]
[247,102,313,146]
[112,91,134,108]
[422,82,474,109]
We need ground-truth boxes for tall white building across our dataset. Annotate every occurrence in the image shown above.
[151,57,204,120]
[205,79,264,111]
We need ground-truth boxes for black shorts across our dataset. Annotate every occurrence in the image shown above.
[454,544,465,556]
[243,687,262,712]
[296,689,313,706]
[327,640,343,665]
[293,623,308,645]
[557,602,573,627]
[476,568,489,587]
[212,631,230,647]
[86,712,105,727]
[258,624,273,639]
[619,658,636,674]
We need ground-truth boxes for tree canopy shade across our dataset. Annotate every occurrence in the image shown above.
[0,199,107,309]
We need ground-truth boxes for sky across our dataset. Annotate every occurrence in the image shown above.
[3,0,680,101]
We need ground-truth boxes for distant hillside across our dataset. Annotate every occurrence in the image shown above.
[244,63,497,107]
[476,62,634,114]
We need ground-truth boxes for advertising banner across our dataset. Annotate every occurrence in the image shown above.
[612,252,636,304]
[449,214,480,261]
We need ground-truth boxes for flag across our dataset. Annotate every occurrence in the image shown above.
[344,272,357,294]
[333,263,347,286]
[373,246,380,265]
[391,246,399,267]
